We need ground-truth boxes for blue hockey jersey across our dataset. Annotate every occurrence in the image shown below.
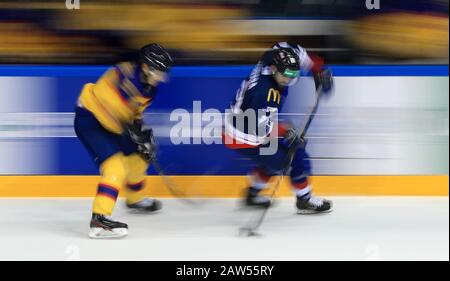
[224,42,315,148]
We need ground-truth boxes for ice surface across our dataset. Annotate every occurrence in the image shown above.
[0,197,447,261]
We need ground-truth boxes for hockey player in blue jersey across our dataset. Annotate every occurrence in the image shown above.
[223,42,334,213]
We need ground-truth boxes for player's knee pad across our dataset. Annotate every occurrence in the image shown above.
[100,153,128,186]
[125,153,148,180]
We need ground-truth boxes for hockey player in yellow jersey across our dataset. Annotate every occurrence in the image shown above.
[74,43,173,239]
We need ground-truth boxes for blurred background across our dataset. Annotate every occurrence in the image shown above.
[0,0,448,189]
[0,1,448,261]
[0,0,448,65]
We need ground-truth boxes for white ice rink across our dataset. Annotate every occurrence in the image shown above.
[0,197,448,261]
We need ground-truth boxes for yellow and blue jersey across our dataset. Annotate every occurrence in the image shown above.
[78,62,156,134]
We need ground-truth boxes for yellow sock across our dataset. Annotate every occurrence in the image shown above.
[124,154,149,205]
[93,183,121,215]
[126,180,147,205]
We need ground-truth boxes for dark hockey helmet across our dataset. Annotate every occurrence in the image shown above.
[139,43,173,72]
[272,48,300,78]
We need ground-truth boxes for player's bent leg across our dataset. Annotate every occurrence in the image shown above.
[244,168,273,208]
[236,146,286,208]
[89,153,128,239]
[124,153,162,213]
[290,149,333,214]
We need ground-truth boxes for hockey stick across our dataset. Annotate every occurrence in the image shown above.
[152,157,206,206]
[239,87,323,236]
[127,124,205,206]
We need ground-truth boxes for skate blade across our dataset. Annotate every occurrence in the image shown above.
[127,208,162,215]
[297,208,333,215]
[88,227,128,239]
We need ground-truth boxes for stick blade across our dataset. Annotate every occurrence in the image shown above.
[238,227,260,237]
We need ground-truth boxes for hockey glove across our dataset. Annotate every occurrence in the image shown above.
[314,68,334,94]
[281,127,307,152]
[126,120,157,163]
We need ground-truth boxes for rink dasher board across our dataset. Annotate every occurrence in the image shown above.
[0,65,448,196]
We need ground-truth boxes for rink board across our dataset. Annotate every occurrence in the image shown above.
[0,175,447,197]
[0,65,448,196]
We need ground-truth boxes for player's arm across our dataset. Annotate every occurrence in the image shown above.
[127,101,155,162]
[99,65,136,118]
[257,87,283,140]
[126,80,159,162]
[295,46,333,93]
[264,88,307,151]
